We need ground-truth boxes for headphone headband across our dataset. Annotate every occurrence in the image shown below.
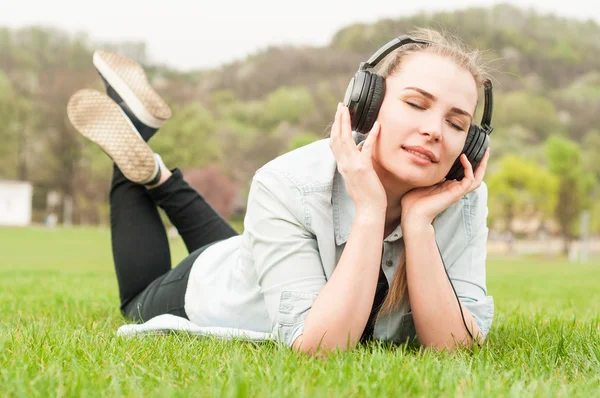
[481,79,493,133]
[360,35,433,70]
[358,34,494,132]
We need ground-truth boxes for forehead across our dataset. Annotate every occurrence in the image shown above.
[386,52,478,112]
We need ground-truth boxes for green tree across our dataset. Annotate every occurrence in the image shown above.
[581,130,600,183]
[591,201,600,235]
[0,71,37,180]
[494,91,565,143]
[580,130,600,234]
[152,102,222,168]
[487,154,558,252]
[0,72,19,178]
[260,86,316,130]
[288,132,320,151]
[544,135,595,254]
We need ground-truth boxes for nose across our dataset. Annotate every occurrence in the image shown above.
[419,116,443,143]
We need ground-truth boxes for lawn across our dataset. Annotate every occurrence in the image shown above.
[1,226,598,397]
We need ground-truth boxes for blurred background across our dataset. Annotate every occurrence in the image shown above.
[1,0,599,260]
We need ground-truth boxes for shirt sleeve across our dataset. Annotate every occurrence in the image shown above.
[446,182,495,338]
[244,167,327,347]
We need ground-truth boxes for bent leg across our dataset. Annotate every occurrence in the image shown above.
[110,165,172,310]
[147,168,238,253]
[122,245,205,322]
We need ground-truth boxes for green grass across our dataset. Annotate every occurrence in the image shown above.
[1,227,598,397]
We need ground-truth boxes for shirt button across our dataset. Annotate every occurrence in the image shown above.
[386,260,393,267]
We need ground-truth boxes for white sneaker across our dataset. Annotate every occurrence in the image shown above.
[93,50,172,130]
[67,89,160,184]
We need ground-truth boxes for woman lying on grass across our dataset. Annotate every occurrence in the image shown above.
[67,28,494,356]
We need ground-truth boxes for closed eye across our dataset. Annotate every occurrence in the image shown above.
[405,101,425,110]
[406,100,466,131]
[447,120,466,131]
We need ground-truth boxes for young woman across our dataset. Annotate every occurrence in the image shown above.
[67,28,494,355]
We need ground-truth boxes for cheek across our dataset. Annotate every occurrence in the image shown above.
[372,132,398,172]
[381,104,412,130]
[377,109,413,148]
[443,136,468,165]
[373,126,402,160]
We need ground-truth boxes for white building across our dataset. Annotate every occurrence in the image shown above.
[0,180,33,226]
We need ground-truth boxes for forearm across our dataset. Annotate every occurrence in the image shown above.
[403,223,483,350]
[294,209,385,354]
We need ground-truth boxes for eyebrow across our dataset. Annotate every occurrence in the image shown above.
[404,87,473,121]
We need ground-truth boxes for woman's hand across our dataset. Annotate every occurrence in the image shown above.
[401,149,490,228]
[329,103,387,214]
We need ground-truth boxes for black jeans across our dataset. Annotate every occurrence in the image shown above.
[109,165,238,322]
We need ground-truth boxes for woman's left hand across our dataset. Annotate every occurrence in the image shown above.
[401,148,490,227]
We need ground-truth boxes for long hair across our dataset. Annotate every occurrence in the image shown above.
[374,28,490,317]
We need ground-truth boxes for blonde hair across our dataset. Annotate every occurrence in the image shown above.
[375,28,490,317]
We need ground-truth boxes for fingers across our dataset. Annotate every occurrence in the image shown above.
[330,103,380,165]
[461,154,474,183]
[460,147,490,192]
[331,103,342,141]
[330,103,353,145]
[340,104,353,144]
[360,121,380,156]
[474,147,490,182]
[329,104,357,169]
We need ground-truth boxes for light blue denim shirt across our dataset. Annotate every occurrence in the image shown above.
[120,138,494,346]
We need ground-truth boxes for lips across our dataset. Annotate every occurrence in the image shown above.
[401,146,438,163]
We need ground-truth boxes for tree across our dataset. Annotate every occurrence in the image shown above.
[544,135,595,254]
[487,154,558,252]
[591,201,600,236]
[553,74,600,141]
[151,102,222,169]
[288,132,320,151]
[183,165,238,220]
[581,130,600,184]
[493,91,565,143]
[0,72,19,178]
[580,130,600,234]
[259,86,316,131]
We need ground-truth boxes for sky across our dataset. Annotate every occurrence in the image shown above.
[1,0,599,71]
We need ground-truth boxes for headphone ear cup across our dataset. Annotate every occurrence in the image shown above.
[469,130,490,169]
[447,125,489,181]
[463,127,488,178]
[358,74,385,134]
[353,72,372,132]
[465,126,488,164]
[344,71,369,132]
[463,125,483,161]
[446,125,478,181]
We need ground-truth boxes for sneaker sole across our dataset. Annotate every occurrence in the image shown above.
[67,89,158,184]
[93,50,172,128]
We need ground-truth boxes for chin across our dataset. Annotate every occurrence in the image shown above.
[388,163,444,188]
[400,173,439,188]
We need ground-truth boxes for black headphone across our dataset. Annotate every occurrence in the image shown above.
[343,35,494,181]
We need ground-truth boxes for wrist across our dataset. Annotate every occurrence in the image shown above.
[401,212,433,227]
[401,218,434,241]
[355,206,386,224]
[356,203,386,216]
